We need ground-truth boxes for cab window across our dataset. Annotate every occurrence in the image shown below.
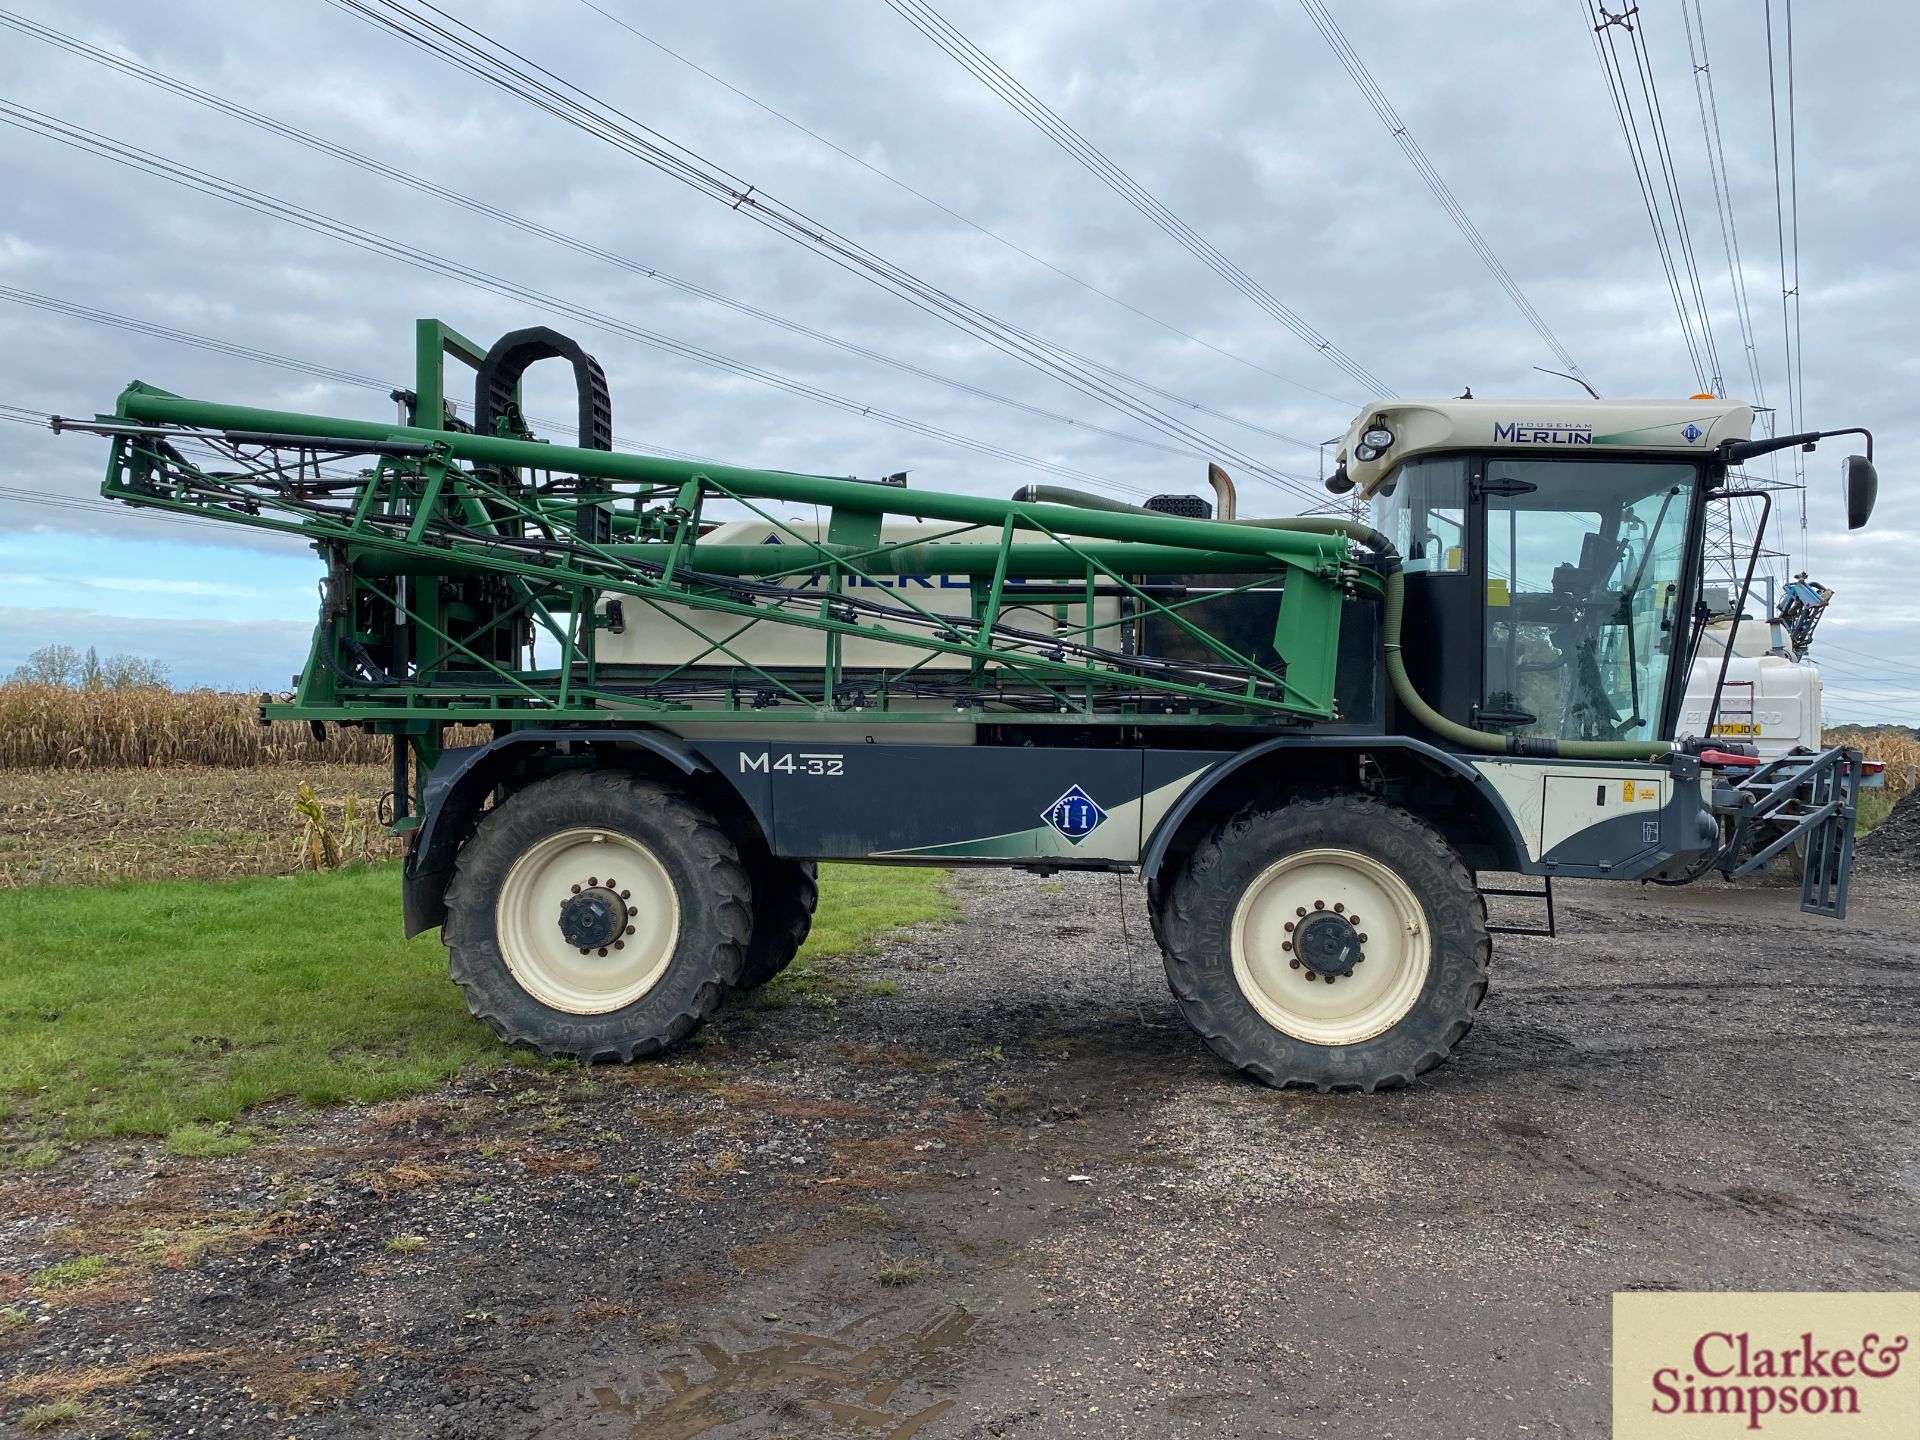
[1371,456,1466,574]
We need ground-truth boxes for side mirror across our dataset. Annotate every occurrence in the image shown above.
[1845,454,1878,530]
[1324,464,1355,495]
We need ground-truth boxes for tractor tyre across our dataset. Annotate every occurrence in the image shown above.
[443,769,750,1061]
[1146,875,1168,954]
[735,836,818,990]
[1158,792,1489,1092]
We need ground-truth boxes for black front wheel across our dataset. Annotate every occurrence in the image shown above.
[1157,793,1490,1092]
[443,769,751,1061]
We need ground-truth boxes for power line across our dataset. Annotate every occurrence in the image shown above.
[1581,2,1718,393]
[1622,5,1725,391]
[0,288,727,466]
[0,100,1162,497]
[0,9,1320,482]
[1764,0,1808,566]
[572,0,1360,413]
[1680,3,1766,408]
[881,0,1391,397]
[1295,0,1587,383]
[321,0,1330,506]
[0,287,391,392]
[0,404,266,535]
[1678,3,1778,590]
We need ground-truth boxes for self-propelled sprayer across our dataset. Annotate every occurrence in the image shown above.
[55,321,1880,1090]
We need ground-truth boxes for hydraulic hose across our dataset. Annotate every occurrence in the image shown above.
[1009,483,1157,515]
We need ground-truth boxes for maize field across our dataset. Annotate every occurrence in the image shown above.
[0,681,486,769]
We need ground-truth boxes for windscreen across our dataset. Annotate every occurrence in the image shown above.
[1482,459,1697,744]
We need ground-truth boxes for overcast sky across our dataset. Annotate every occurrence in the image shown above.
[0,0,1913,724]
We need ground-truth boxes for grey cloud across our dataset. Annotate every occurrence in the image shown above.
[0,0,1911,708]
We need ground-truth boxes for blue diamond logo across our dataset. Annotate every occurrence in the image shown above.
[1041,784,1107,844]
[1682,422,1703,443]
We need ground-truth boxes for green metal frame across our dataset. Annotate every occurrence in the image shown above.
[88,322,1379,759]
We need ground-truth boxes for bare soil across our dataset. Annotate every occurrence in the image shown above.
[0,764,395,887]
[2,865,1915,1437]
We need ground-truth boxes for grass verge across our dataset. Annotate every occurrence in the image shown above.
[0,862,952,1153]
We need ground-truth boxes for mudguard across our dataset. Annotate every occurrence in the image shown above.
[402,728,709,937]
[1138,733,1534,882]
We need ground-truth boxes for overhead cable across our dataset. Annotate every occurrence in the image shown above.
[322,0,1328,504]
[1296,0,1588,384]
[0,8,1317,482]
[1581,1,1719,393]
[573,0,1361,412]
[884,0,1391,396]
[0,100,1154,495]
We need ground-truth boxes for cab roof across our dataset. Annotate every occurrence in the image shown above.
[1339,398,1754,496]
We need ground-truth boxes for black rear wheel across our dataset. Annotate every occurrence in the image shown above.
[1158,793,1489,1091]
[443,769,751,1061]
[735,836,818,990]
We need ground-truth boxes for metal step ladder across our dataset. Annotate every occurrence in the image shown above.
[1712,679,1757,741]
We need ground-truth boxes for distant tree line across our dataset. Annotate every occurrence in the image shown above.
[7,644,171,688]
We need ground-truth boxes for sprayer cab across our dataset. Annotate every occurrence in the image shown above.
[1322,398,1757,753]
[1323,397,1876,754]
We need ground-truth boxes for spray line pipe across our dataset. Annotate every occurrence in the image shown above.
[107,386,1347,569]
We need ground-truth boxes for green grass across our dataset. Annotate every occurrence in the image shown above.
[30,1255,109,1291]
[0,867,499,1148]
[164,1122,255,1159]
[0,862,950,1150]
[1855,787,1896,835]
[20,1399,89,1431]
[798,865,956,959]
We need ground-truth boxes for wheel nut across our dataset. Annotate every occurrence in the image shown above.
[1289,958,1301,969]
[1313,900,1325,910]
[578,947,590,956]
[1281,940,1292,952]
[1333,902,1345,913]
[614,940,624,950]
[625,924,635,935]
[1357,933,1369,943]
[1284,920,1295,933]
[571,884,582,894]
[606,877,617,887]
[589,877,599,886]
[620,890,631,900]
[1295,906,1307,917]
[597,947,608,957]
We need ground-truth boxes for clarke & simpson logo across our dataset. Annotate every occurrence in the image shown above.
[1614,1293,1918,1438]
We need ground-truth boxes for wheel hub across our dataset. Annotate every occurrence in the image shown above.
[1292,909,1364,978]
[557,884,629,951]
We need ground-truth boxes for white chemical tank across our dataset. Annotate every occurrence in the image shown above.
[1680,618,1822,759]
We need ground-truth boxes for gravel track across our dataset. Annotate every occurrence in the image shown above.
[2,864,1915,1437]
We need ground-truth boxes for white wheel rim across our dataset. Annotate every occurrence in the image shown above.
[494,827,680,1014]
[1230,848,1430,1046]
